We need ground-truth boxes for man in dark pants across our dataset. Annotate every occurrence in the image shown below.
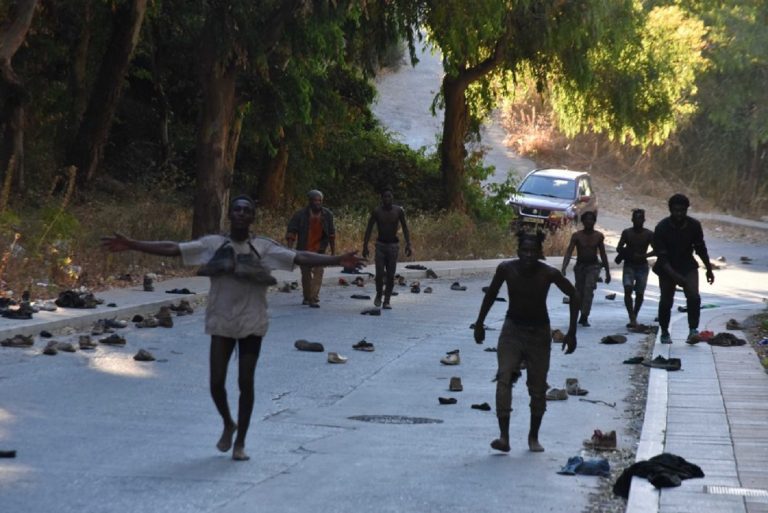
[102,195,363,461]
[362,188,412,309]
[561,210,611,327]
[615,209,655,327]
[653,193,715,344]
[286,190,336,308]
[474,231,578,453]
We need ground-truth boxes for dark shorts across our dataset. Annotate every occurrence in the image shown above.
[622,263,649,293]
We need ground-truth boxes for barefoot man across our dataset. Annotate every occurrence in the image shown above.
[561,210,611,327]
[615,209,655,327]
[474,231,578,453]
[101,195,364,461]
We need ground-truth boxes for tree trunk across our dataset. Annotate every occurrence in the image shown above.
[0,0,38,197]
[258,129,288,209]
[440,75,470,211]
[67,0,92,132]
[67,0,148,186]
[191,29,239,238]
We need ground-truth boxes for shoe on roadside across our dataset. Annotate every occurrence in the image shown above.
[426,269,438,279]
[136,316,159,328]
[56,342,76,353]
[294,339,324,352]
[42,340,58,355]
[725,318,741,330]
[565,378,589,396]
[1,335,34,347]
[361,308,381,316]
[600,334,627,344]
[449,376,463,392]
[327,352,348,364]
[583,429,617,451]
[156,306,174,328]
[440,352,460,365]
[352,339,375,352]
[471,402,492,411]
[79,335,97,350]
[438,397,457,405]
[642,355,682,371]
[99,334,126,346]
[605,293,616,300]
[546,388,568,401]
[423,286,433,293]
[551,329,565,343]
[133,349,156,362]
[450,282,467,291]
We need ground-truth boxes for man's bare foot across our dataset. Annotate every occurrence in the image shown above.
[232,445,250,461]
[528,437,544,452]
[216,423,237,453]
[490,438,511,453]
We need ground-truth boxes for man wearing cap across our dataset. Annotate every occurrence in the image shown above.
[286,190,336,308]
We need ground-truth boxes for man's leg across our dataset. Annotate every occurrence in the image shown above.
[633,265,650,320]
[232,335,263,461]
[492,321,522,452]
[579,265,599,324]
[374,244,386,306]
[383,243,398,308]
[658,274,676,340]
[573,264,587,324]
[210,336,237,452]
[682,269,701,331]
[309,266,324,305]
[622,265,636,325]
[299,265,313,305]
[524,325,551,452]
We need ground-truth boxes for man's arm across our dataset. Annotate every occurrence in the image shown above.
[327,209,336,255]
[598,235,611,284]
[399,207,412,257]
[552,269,578,354]
[615,231,627,264]
[294,250,364,270]
[362,211,376,258]
[561,234,576,274]
[285,211,300,249]
[473,267,504,344]
[692,222,714,284]
[101,232,180,257]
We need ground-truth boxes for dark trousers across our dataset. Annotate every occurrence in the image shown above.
[375,242,399,298]
[658,269,700,331]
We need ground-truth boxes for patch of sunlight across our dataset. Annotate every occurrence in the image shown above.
[88,354,156,378]
[0,407,14,423]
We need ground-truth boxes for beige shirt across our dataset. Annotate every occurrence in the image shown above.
[179,235,296,338]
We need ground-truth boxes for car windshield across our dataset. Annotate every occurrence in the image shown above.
[519,175,576,200]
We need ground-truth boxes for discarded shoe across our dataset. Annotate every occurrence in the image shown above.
[471,402,492,411]
[132,314,144,322]
[327,352,348,364]
[426,269,438,279]
[551,329,565,343]
[136,316,159,328]
[361,308,381,316]
[156,306,174,328]
[102,318,128,329]
[99,334,126,346]
[565,378,589,396]
[445,349,459,355]
[708,332,746,347]
[352,339,375,352]
[1,306,34,319]
[39,330,53,338]
[170,300,194,315]
[450,282,467,291]
[546,388,568,401]
[622,356,644,365]
[294,339,324,352]
[410,284,421,293]
[405,264,427,270]
[350,294,371,300]
[583,429,617,451]
[642,355,681,371]
[600,334,627,344]
[449,376,463,392]
[440,352,460,365]
[352,277,365,287]
[483,347,497,352]
[165,288,195,294]
[605,293,616,300]
[725,318,741,330]
[1,334,34,347]
[79,335,97,350]
[395,275,406,286]
[42,340,58,355]
[56,342,76,353]
[438,397,457,405]
[133,349,156,362]
[143,274,155,292]
[423,286,433,293]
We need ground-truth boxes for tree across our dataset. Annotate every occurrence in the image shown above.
[0,0,38,199]
[395,0,705,210]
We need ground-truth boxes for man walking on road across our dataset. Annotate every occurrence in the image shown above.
[286,190,336,308]
[653,193,715,344]
[362,188,412,309]
[101,195,363,461]
[474,231,579,453]
[615,209,655,327]
[561,210,611,327]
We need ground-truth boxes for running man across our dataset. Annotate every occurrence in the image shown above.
[474,231,578,453]
[561,210,611,327]
[615,209,655,327]
[362,188,412,309]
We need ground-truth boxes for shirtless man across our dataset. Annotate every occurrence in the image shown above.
[561,211,611,327]
[474,231,578,453]
[615,209,655,327]
[362,188,412,309]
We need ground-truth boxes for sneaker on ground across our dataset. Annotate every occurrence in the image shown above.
[440,352,460,365]
[449,376,463,392]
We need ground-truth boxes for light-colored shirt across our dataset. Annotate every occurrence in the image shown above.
[179,235,296,338]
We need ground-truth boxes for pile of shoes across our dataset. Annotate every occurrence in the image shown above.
[54,290,102,309]
[1,334,34,347]
[582,429,617,451]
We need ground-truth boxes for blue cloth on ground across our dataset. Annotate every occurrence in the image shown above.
[557,456,610,477]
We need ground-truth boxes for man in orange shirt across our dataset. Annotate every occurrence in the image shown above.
[286,190,336,307]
